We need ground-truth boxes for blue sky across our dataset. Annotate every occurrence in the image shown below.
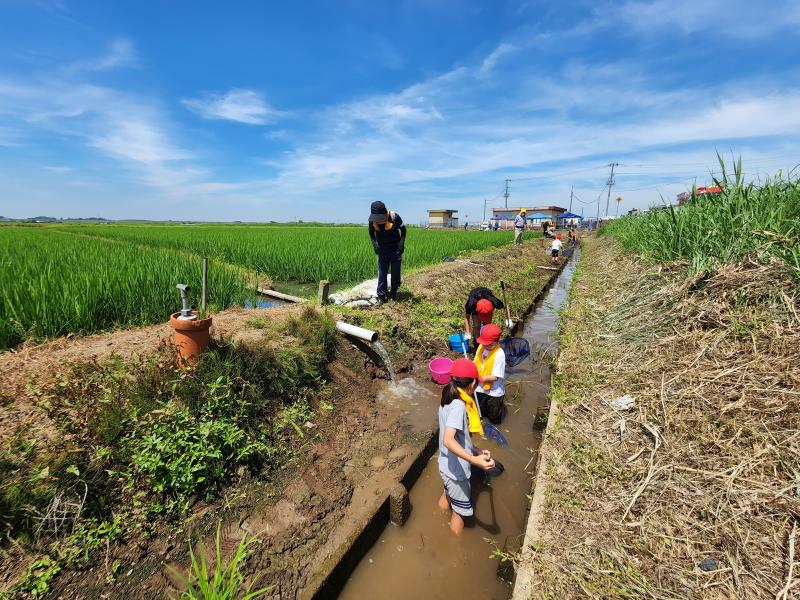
[1,0,799,222]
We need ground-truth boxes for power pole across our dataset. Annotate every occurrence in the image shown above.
[569,186,574,213]
[604,162,620,218]
[483,198,487,223]
[504,179,510,208]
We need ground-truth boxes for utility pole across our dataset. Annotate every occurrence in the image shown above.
[569,186,574,213]
[504,179,510,208]
[483,198,487,223]
[604,162,620,218]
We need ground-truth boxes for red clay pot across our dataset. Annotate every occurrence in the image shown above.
[170,311,212,363]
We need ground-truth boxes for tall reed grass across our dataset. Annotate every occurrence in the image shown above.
[602,158,800,278]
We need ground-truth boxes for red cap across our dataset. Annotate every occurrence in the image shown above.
[476,298,494,323]
[451,358,479,379]
[477,323,501,346]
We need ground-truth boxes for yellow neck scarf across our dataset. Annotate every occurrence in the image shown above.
[371,211,394,230]
[457,387,484,436]
[475,344,499,391]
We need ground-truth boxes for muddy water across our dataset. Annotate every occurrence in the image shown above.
[338,253,580,600]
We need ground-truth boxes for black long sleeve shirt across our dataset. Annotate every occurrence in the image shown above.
[368,212,406,255]
[464,287,504,316]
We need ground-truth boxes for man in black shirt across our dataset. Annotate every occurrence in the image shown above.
[463,287,505,350]
[368,201,407,304]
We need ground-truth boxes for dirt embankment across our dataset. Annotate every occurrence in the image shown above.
[0,239,563,599]
[517,237,800,598]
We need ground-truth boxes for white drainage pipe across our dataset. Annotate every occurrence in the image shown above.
[335,321,378,343]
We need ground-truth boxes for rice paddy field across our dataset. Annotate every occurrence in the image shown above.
[51,223,520,282]
[0,224,523,349]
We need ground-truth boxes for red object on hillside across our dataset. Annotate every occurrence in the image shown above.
[677,185,724,206]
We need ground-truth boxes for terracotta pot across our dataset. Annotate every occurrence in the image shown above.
[170,311,212,363]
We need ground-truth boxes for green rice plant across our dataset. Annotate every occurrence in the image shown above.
[602,158,800,279]
[171,524,269,600]
[0,227,248,349]
[51,224,523,283]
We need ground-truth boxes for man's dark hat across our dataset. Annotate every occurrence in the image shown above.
[369,201,389,222]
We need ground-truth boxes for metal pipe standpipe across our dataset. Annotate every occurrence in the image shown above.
[335,321,378,343]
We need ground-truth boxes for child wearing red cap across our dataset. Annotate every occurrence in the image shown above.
[463,287,505,351]
[437,358,496,534]
[474,323,506,424]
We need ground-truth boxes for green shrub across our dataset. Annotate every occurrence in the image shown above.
[126,409,266,512]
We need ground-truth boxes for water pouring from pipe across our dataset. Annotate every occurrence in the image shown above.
[335,321,397,384]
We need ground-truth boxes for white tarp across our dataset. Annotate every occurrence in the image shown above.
[329,275,393,308]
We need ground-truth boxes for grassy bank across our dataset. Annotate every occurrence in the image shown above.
[0,307,334,598]
[522,236,799,598]
[340,241,559,367]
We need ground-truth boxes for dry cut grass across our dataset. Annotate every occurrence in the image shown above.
[524,236,800,599]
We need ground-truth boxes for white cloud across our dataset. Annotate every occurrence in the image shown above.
[90,39,137,71]
[0,126,21,147]
[64,38,138,73]
[0,78,199,190]
[181,89,279,125]
[479,43,513,75]
[615,0,800,38]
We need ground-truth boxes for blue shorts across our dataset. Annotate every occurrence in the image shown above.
[441,473,473,516]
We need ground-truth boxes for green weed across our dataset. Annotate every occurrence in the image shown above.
[170,524,269,600]
[3,557,61,598]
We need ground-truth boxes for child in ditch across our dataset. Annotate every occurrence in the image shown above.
[438,359,495,534]
[550,234,563,265]
[463,288,505,352]
[473,323,506,424]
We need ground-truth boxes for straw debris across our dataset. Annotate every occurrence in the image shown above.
[525,237,800,599]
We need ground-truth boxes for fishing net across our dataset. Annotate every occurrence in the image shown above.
[500,336,530,367]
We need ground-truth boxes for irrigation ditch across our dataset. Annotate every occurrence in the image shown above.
[329,249,579,600]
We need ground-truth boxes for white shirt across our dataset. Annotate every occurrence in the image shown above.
[551,239,563,251]
[481,347,506,397]
[514,214,526,229]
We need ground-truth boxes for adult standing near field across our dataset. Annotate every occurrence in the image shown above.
[368,201,407,305]
[514,208,527,245]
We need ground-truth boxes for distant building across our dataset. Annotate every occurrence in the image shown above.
[492,206,567,225]
[627,208,640,216]
[427,209,459,228]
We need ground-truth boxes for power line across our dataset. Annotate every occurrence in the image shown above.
[506,165,607,182]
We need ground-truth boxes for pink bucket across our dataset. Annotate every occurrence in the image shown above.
[428,357,454,385]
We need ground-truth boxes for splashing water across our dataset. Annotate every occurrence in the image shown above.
[371,340,397,384]
[377,377,435,404]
